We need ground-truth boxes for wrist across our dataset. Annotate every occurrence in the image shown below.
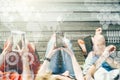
[44,57,51,62]
[102,50,110,58]
[22,55,29,61]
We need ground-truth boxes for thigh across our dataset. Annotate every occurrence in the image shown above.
[49,51,60,74]
[45,36,60,74]
[61,50,75,77]
[61,38,75,77]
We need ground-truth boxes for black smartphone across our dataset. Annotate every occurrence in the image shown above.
[11,31,26,52]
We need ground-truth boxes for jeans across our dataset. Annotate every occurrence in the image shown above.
[45,37,75,77]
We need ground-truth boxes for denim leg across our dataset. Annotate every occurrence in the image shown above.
[49,51,60,74]
[45,38,60,74]
[61,37,75,77]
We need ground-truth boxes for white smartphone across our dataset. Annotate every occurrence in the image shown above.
[11,31,26,52]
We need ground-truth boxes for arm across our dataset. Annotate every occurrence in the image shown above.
[22,54,33,80]
[36,48,60,77]
[82,51,94,75]
[63,48,84,80]
[21,46,33,80]
[85,45,116,79]
[77,39,87,54]
[71,54,84,80]
[106,57,120,69]
[36,33,58,77]
[0,37,12,66]
[0,51,6,65]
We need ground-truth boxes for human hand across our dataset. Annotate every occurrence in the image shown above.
[95,27,102,35]
[105,45,116,53]
[16,40,28,56]
[19,46,29,63]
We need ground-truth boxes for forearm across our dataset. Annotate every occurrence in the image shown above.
[86,50,110,77]
[83,52,94,75]
[36,51,53,76]
[86,65,96,77]
[71,55,84,80]
[22,56,33,80]
[0,54,4,66]
[84,62,98,80]
[106,57,120,69]
[0,51,7,66]
[37,60,50,76]
[94,50,110,69]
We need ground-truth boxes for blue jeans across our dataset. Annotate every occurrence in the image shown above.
[45,37,75,77]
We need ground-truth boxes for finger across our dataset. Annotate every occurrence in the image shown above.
[5,40,12,50]
[16,44,21,51]
[110,46,116,52]
[113,46,116,51]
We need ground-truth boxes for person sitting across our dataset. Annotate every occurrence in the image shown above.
[35,33,84,80]
[78,28,120,80]
[0,36,40,80]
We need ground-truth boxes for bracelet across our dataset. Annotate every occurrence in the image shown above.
[44,57,51,62]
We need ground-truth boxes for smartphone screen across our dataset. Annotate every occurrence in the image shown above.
[11,31,26,51]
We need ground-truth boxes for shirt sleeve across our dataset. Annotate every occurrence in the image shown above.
[83,52,99,75]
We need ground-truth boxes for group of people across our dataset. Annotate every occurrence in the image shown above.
[0,28,120,80]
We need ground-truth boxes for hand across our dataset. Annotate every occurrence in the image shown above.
[16,40,28,56]
[95,27,102,35]
[105,45,116,53]
[19,47,29,64]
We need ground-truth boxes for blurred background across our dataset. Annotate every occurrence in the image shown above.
[0,0,120,65]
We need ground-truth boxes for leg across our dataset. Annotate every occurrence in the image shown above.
[45,34,60,74]
[61,37,75,77]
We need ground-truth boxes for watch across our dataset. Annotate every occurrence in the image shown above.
[44,57,51,62]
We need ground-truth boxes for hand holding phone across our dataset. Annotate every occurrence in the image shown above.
[56,32,65,48]
[11,31,26,52]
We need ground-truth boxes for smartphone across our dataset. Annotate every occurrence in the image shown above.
[56,32,65,48]
[11,31,26,52]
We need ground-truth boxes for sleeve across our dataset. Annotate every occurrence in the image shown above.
[83,52,99,75]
